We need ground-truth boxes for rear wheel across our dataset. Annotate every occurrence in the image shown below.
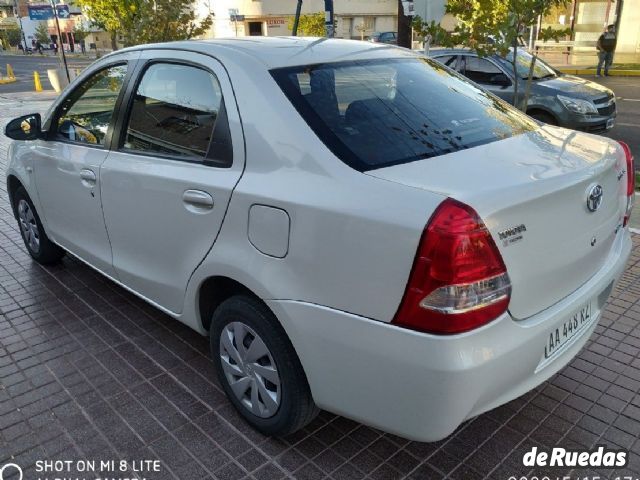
[529,111,558,126]
[14,186,64,264]
[210,295,318,436]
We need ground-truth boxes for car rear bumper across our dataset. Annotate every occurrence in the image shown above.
[267,229,631,442]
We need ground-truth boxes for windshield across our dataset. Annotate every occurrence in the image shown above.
[271,57,538,171]
[496,49,557,80]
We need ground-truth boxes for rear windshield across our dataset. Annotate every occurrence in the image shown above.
[271,57,538,171]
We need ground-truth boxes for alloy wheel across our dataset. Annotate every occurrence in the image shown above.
[219,321,281,418]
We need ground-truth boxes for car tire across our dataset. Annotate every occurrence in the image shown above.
[529,111,558,126]
[13,186,65,264]
[210,295,318,436]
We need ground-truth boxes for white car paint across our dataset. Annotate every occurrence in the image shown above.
[5,37,632,442]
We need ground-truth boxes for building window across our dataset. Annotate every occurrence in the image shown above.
[364,17,374,31]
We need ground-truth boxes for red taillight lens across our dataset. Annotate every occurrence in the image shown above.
[392,199,511,334]
[619,141,635,226]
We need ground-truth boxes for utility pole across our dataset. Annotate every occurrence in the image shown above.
[292,0,302,36]
[13,0,27,54]
[324,0,334,38]
[50,0,70,82]
[397,0,411,48]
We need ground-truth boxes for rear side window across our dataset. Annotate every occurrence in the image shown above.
[271,58,537,171]
[122,63,232,166]
[461,56,503,85]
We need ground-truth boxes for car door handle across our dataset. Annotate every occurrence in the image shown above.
[79,169,96,186]
[183,189,214,209]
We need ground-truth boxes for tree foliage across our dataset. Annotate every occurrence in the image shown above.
[288,12,326,37]
[414,0,571,110]
[135,0,213,44]
[4,28,22,47]
[34,22,51,44]
[74,0,212,49]
[72,24,89,43]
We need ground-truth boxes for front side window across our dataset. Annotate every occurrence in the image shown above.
[271,57,538,171]
[433,55,457,68]
[56,64,127,145]
[495,49,557,80]
[123,63,230,165]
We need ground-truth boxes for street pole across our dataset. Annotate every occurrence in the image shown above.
[324,0,334,38]
[14,0,27,54]
[292,0,302,36]
[51,0,70,82]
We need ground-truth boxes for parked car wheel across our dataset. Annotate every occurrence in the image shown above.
[210,295,318,436]
[13,186,65,264]
[529,111,558,126]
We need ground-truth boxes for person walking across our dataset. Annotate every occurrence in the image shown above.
[596,24,616,77]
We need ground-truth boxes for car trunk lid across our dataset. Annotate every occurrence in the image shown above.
[367,127,628,319]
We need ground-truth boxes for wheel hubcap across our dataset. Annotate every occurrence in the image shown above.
[219,321,281,418]
[17,199,40,253]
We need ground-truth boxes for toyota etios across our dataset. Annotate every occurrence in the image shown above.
[5,38,633,442]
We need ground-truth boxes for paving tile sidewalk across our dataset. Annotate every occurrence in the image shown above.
[1,98,640,480]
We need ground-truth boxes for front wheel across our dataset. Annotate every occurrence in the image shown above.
[14,186,65,264]
[210,295,318,436]
[529,111,558,126]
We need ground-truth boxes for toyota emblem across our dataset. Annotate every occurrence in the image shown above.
[587,184,603,212]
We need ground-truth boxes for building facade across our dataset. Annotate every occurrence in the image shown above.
[540,0,639,57]
[196,0,397,40]
[0,0,88,51]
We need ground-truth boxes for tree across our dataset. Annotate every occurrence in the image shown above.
[5,28,22,47]
[75,0,211,49]
[34,22,51,45]
[287,12,325,37]
[74,0,140,49]
[414,0,570,111]
[135,0,213,44]
[397,0,412,48]
[72,24,89,43]
[355,23,367,40]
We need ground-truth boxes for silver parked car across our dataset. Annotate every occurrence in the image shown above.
[431,48,617,133]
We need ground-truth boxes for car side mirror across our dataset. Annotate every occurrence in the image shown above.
[5,113,42,141]
[490,73,511,87]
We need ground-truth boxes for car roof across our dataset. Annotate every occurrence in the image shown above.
[429,48,474,56]
[112,37,419,69]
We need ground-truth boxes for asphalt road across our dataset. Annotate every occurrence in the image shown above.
[591,75,640,158]
[0,52,95,93]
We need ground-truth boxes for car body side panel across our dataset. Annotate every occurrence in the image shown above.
[182,62,444,327]
[267,229,630,442]
[100,50,247,315]
[6,144,41,219]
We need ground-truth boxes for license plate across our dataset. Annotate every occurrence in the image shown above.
[544,301,593,360]
[606,118,615,129]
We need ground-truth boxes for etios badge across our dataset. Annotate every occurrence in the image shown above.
[587,184,603,212]
[0,463,22,480]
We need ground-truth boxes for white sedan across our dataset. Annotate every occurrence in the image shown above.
[4,38,633,442]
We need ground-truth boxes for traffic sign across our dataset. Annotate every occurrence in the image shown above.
[28,5,70,21]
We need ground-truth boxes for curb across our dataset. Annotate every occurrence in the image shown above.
[557,68,640,76]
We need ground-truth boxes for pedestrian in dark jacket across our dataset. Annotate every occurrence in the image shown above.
[596,24,616,77]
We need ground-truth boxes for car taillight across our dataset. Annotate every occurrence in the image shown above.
[619,141,635,227]
[392,199,511,334]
